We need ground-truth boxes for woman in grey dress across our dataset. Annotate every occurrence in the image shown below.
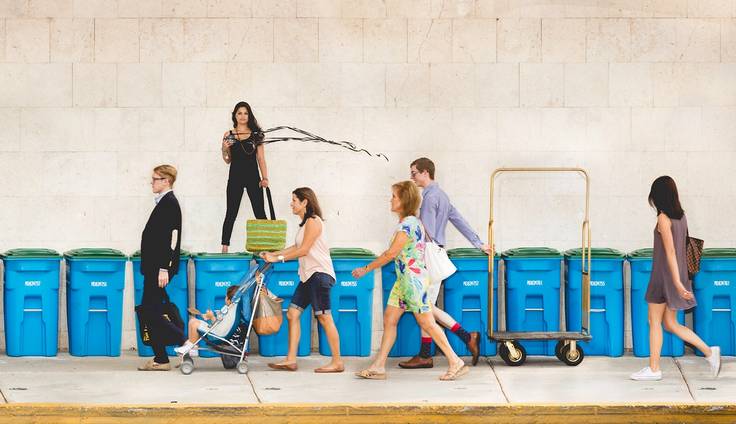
[631,176,721,381]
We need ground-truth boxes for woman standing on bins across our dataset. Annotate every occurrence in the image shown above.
[221,101,269,253]
[351,181,468,381]
[630,176,721,381]
[260,187,344,373]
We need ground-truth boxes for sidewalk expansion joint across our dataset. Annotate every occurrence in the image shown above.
[487,359,510,403]
[674,357,695,401]
[246,371,262,403]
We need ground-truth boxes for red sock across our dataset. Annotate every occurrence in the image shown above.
[450,323,460,332]
[421,337,432,344]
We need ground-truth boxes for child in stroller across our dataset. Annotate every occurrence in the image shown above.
[176,260,272,375]
[175,285,238,357]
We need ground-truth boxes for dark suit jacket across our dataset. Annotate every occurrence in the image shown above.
[140,191,182,277]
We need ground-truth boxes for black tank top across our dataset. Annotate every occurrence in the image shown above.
[227,130,260,180]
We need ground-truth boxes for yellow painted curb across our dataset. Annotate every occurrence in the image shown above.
[1,403,736,423]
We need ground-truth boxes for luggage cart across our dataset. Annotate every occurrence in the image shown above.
[488,167,592,366]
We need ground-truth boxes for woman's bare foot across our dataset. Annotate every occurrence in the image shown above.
[221,245,229,253]
[440,360,468,381]
[354,364,386,379]
[267,360,297,371]
[315,361,345,373]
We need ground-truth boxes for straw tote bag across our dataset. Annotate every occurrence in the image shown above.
[246,187,287,252]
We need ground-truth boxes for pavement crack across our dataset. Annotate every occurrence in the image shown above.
[246,372,262,404]
[674,357,695,401]
[0,387,8,404]
[488,359,510,404]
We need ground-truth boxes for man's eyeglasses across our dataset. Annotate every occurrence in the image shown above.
[410,170,419,177]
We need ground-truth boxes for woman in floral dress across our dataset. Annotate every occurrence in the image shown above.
[351,181,468,381]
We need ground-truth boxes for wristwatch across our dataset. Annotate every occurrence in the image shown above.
[277,255,285,263]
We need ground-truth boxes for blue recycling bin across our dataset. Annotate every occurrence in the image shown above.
[192,252,253,358]
[64,248,127,357]
[2,249,62,357]
[131,250,190,357]
[693,248,736,357]
[565,248,625,357]
[319,248,375,357]
[444,248,499,357]
[502,247,562,356]
[381,262,432,357]
[257,258,311,357]
[628,248,684,357]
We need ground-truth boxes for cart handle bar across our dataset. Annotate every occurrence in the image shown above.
[487,167,592,341]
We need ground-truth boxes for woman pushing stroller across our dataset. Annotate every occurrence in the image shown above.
[260,187,344,373]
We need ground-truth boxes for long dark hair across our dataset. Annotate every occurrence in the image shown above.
[293,187,323,227]
[231,101,263,138]
[648,176,684,219]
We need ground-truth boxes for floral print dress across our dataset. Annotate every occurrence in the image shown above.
[386,215,431,314]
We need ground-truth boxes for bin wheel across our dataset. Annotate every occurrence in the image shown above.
[555,340,566,360]
[499,341,526,366]
[237,361,249,374]
[180,360,194,375]
[559,343,584,366]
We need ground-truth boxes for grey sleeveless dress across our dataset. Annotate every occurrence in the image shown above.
[645,214,696,310]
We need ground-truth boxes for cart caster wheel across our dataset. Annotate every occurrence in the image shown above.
[180,360,194,375]
[559,343,584,366]
[555,340,566,360]
[236,361,248,374]
[499,341,526,367]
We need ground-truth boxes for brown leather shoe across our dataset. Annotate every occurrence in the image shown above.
[137,359,171,371]
[467,332,480,366]
[398,355,433,369]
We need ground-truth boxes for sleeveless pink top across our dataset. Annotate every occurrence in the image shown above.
[295,216,335,282]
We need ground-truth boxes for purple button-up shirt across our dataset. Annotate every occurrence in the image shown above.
[419,182,483,249]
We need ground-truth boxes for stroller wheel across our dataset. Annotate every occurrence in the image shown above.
[180,360,194,375]
[236,361,248,374]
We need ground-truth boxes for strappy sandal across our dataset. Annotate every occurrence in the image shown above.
[440,362,469,381]
[355,369,386,380]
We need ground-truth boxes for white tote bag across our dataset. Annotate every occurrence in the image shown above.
[421,222,456,286]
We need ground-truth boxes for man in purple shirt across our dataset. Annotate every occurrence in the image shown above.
[400,157,491,369]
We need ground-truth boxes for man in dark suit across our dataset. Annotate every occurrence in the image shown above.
[138,164,183,371]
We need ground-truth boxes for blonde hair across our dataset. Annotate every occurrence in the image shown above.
[392,180,421,218]
[153,164,177,186]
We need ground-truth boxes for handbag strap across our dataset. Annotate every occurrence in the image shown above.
[264,187,276,220]
[418,218,435,244]
[162,287,172,305]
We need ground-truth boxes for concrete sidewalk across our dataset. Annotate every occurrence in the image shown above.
[0,351,732,405]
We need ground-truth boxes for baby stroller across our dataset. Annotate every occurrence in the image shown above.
[179,260,273,375]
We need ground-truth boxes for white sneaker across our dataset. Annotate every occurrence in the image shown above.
[706,346,721,378]
[174,342,198,357]
[630,367,662,381]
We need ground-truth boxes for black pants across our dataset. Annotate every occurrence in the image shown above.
[142,272,171,364]
[221,176,266,246]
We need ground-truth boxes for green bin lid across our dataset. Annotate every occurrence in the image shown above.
[64,248,127,259]
[1,248,61,259]
[701,248,736,258]
[447,248,498,258]
[502,247,562,258]
[130,249,191,258]
[627,248,653,259]
[564,247,625,259]
[330,248,376,258]
[192,252,253,259]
